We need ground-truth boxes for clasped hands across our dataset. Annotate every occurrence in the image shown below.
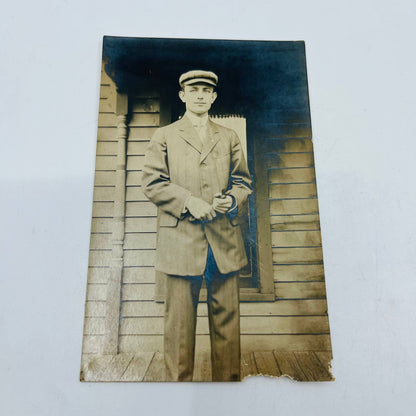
[186,194,233,222]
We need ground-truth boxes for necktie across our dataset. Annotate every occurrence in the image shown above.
[194,122,206,144]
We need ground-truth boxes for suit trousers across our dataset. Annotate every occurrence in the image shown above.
[164,246,241,382]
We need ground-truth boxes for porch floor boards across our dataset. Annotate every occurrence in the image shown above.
[81,350,333,382]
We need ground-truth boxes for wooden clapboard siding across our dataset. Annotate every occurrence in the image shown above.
[116,334,332,353]
[113,112,331,355]
[120,299,328,317]
[270,214,320,231]
[83,63,118,355]
[113,315,329,336]
[83,85,332,358]
[273,264,325,281]
[118,94,162,349]
[266,137,330,352]
[127,141,149,155]
[125,187,147,202]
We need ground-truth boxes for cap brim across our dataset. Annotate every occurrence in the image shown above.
[182,78,217,87]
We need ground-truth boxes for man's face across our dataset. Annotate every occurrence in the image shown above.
[179,83,217,115]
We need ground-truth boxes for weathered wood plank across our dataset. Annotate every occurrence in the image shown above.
[275,282,327,299]
[119,315,330,336]
[88,267,109,284]
[93,186,115,202]
[97,353,135,381]
[271,230,322,247]
[100,67,114,85]
[82,335,105,354]
[241,352,258,379]
[125,202,157,217]
[121,298,329,317]
[126,171,143,186]
[118,334,332,353]
[90,234,112,250]
[129,113,160,127]
[91,218,113,232]
[98,98,114,113]
[125,217,157,232]
[294,352,333,381]
[266,152,314,169]
[269,168,315,184]
[193,350,212,382]
[120,352,155,382]
[97,127,117,142]
[80,354,113,381]
[88,250,112,267]
[84,317,105,335]
[273,264,325,282]
[270,214,320,231]
[94,171,115,186]
[269,183,317,199]
[265,138,313,153]
[143,352,165,381]
[127,141,149,155]
[95,155,116,170]
[126,155,145,171]
[98,113,118,127]
[254,351,281,377]
[123,250,156,267]
[131,99,160,113]
[124,233,157,249]
[84,301,106,317]
[272,247,323,264]
[314,351,334,378]
[86,284,107,301]
[273,352,307,381]
[123,267,155,284]
[125,187,147,202]
[97,141,117,156]
[99,85,112,99]
[270,198,319,216]
[128,127,158,140]
[92,202,113,217]
[121,283,155,300]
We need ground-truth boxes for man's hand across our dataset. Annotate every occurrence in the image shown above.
[212,194,233,214]
[186,196,217,222]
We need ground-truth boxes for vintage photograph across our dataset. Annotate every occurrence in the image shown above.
[80,36,333,382]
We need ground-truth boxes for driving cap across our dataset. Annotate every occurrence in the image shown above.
[179,70,218,87]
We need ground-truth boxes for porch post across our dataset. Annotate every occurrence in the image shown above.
[103,92,128,354]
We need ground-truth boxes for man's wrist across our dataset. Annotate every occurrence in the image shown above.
[182,194,193,214]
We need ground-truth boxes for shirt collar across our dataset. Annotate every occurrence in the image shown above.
[185,111,209,128]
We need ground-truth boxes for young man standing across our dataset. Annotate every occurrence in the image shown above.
[142,70,252,381]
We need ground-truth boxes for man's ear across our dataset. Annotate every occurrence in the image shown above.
[179,90,185,103]
[211,91,217,104]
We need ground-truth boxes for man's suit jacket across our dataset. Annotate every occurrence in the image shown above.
[142,115,252,276]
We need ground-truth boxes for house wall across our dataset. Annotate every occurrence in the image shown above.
[82,75,332,354]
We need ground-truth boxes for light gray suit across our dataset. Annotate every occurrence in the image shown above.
[142,115,252,381]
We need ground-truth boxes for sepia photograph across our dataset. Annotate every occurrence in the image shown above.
[80,36,333,382]
[4,1,416,414]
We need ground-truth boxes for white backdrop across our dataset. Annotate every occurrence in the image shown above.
[1,1,415,415]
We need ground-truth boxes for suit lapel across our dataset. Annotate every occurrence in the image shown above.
[177,116,202,154]
[200,120,222,163]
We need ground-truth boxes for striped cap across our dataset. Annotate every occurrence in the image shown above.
[179,70,218,87]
